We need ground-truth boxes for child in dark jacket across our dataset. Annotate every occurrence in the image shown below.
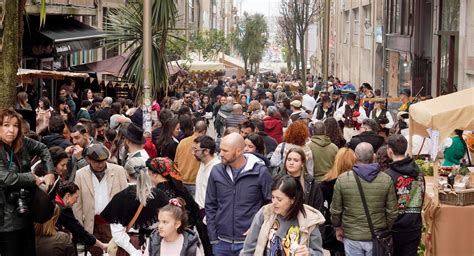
[148,198,202,256]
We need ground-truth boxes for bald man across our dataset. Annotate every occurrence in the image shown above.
[205,133,272,255]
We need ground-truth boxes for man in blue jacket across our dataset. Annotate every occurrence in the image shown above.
[205,132,272,255]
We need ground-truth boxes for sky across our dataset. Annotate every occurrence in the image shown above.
[239,0,281,17]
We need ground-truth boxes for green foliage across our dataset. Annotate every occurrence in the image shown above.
[190,29,230,60]
[103,0,183,98]
[232,12,268,73]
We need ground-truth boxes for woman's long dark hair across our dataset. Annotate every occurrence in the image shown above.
[272,175,306,220]
[324,117,345,148]
[156,118,180,152]
[246,133,265,155]
[455,129,471,165]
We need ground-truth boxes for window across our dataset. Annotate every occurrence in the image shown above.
[388,0,413,35]
[344,11,350,44]
[353,8,359,46]
[189,0,195,24]
[363,5,372,49]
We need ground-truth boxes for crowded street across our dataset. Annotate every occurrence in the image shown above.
[1,0,474,256]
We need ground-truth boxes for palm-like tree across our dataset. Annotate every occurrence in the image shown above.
[104,0,182,100]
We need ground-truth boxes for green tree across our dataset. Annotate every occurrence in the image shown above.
[190,29,230,61]
[104,0,182,99]
[232,13,268,74]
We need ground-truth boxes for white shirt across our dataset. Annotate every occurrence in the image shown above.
[92,173,109,215]
[128,149,150,162]
[369,109,395,129]
[195,157,220,209]
[302,94,317,112]
[334,102,367,123]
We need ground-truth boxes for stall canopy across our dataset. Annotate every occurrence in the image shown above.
[17,69,89,82]
[170,60,225,73]
[70,54,129,77]
[409,87,474,147]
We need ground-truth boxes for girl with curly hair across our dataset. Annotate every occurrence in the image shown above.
[270,121,313,174]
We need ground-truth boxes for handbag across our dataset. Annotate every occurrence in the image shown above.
[107,204,144,256]
[354,173,393,256]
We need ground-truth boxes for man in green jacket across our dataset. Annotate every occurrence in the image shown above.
[307,121,338,180]
[330,142,398,255]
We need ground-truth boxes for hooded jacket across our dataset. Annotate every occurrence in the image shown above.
[205,153,273,243]
[330,163,398,241]
[148,228,201,256]
[307,135,338,181]
[41,133,72,149]
[386,157,425,233]
[263,116,283,144]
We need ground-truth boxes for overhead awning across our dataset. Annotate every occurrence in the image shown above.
[17,68,89,82]
[37,16,106,54]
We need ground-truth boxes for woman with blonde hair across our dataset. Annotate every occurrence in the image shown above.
[16,91,32,110]
[248,100,265,120]
[35,206,75,256]
[319,147,356,255]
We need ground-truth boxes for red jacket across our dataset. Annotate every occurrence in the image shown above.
[263,116,283,144]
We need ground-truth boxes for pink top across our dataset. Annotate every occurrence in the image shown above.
[160,234,184,255]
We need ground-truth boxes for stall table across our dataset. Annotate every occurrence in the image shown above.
[423,176,474,256]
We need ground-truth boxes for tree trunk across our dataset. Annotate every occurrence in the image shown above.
[292,37,299,78]
[299,34,306,93]
[1,0,20,108]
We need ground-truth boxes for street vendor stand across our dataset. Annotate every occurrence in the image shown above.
[408,87,474,256]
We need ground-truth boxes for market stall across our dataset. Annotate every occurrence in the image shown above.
[408,87,474,256]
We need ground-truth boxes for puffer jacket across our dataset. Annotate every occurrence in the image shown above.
[330,164,398,241]
[307,135,338,181]
[0,137,55,232]
[148,228,201,256]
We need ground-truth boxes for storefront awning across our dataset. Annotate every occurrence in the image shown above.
[37,16,106,54]
[17,69,89,82]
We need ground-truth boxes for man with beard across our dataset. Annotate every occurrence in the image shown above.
[66,124,94,181]
[206,133,272,255]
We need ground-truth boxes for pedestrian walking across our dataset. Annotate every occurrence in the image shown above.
[307,121,338,181]
[386,135,425,256]
[205,133,273,255]
[72,144,128,256]
[148,198,204,256]
[330,142,398,256]
[241,175,325,256]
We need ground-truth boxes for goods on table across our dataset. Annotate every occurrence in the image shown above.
[415,159,434,176]
[437,166,474,206]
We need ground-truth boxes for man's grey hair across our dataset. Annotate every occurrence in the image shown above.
[312,121,326,136]
[355,142,374,164]
[103,97,113,107]
[267,105,278,117]
[232,104,243,113]
[362,118,379,132]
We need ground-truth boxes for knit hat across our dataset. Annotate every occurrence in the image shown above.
[290,100,302,108]
[146,157,182,180]
[400,88,411,97]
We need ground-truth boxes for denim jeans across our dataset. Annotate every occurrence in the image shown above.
[343,238,373,256]
[184,184,196,199]
[212,240,244,256]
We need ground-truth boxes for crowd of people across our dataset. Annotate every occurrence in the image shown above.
[1,73,470,256]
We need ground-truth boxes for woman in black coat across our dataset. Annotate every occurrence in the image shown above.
[0,108,56,256]
[155,117,180,160]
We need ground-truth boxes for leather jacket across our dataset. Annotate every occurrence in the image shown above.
[0,137,55,232]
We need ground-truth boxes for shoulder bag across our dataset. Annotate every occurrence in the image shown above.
[354,173,394,256]
[107,204,144,256]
